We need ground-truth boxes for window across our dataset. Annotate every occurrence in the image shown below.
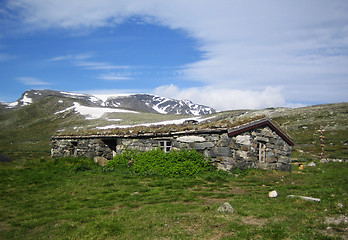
[159,140,172,153]
[258,143,266,163]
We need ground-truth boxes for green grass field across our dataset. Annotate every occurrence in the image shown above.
[1,157,347,239]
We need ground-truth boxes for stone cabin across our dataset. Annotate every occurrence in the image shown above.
[51,118,294,172]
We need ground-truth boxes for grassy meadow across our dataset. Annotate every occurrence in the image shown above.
[1,157,347,239]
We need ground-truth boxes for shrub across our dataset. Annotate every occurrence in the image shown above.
[105,148,138,169]
[105,148,215,177]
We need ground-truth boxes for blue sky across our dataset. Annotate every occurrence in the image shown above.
[1,0,348,110]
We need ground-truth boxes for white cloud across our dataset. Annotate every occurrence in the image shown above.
[50,53,92,61]
[16,77,52,85]
[0,53,16,61]
[74,61,129,70]
[50,53,130,71]
[7,0,348,108]
[98,73,131,81]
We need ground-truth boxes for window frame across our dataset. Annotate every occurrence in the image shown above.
[159,140,172,153]
[258,142,266,163]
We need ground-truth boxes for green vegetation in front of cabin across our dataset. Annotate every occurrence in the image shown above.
[105,148,215,177]
[0,156,347,239]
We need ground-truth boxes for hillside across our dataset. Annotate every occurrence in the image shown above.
[0,90,347,161]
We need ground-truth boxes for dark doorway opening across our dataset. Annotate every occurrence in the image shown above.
[102,139,117,151]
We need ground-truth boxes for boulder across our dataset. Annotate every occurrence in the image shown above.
[218,202,234,214]
[94,156,107,166]
[307,162,316,167]
[0,154,12,162]
[268,190,278,198]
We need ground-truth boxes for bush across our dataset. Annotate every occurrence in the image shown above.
[104,148,138,169]
[105,148,215,177]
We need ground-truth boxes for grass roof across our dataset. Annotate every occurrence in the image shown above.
[53,114,267,138]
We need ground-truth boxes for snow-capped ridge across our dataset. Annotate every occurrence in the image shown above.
[101,93,215,115]
[5,89,215,116]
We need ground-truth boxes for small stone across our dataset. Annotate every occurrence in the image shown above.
[337,203,344,208]
[0,154,12,162]
[307,162,316,167]
[94,156,107,166]
[218,202,234,214]
[268,190,278,198]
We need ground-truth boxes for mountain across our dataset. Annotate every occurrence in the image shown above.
[0,89,347,162]
[6,89,215,116]
[104,94,214,115]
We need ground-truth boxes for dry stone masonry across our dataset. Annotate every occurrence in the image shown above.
[51,118,294,172]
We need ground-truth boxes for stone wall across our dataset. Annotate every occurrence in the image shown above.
[51,125,292,172]
[51,138,114,159]
[227,126,292,172]
[115,126,291,171]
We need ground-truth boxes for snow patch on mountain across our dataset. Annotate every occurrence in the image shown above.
[60,91,87,97]
[55,102,139,119]
[106,118,122,122]
[21,94,33,105]
[89,96,101,104]
[93,93,132,102]
[96,115,216,130]
[153,102,169,114]
[96,116,202,130]
[8,101,19,107]
[6,93,33,107]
